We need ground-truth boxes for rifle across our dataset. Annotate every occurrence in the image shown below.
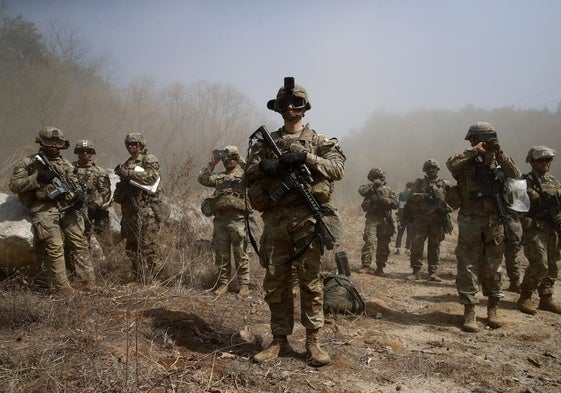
[529,172,561,237]
[472,158,510,241]
[426,185,453,234]
[250,125,336,245]
[34,152,83,213]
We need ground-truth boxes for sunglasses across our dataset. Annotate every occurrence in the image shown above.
[126,142,140,147]
[77,149,94,154]
[535,157,553,163]
[276,96,307,111]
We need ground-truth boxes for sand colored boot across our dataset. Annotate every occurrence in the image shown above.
[538,294,561,314]
[516,289,537,315]
[306,329,330,367]
[407,268,422,281]
[487,297,505,329]
[253,336,293,363]
[238,284,250,297]
[462,304,479,332]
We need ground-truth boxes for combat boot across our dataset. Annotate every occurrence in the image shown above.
[372,266,386,277]
[516,289,537,315]
[486,297,505,329]
[253,336,293,363]
[407,268,422,281]
[213,283,228,296]
[306,329,330,367]
[238,284,250,297]
[462,304,479,332]
[538,294,561,314]
[358,265,370,274]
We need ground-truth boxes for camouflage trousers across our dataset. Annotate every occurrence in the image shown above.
[455,212,505,304]
[121,204,161,281]
[32,208,95,290]
[504,211,523,282]
[409,219,444,273]
[361,214,394,268]
[521,220,559,296]
[213,217,249,286]
[260,206,324,336]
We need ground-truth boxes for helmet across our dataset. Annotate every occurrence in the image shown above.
[35,127,70,149]
[367,167,385,181]
[74,139,96,154]
[224,145,241,160]
[526,145,556,163]
[464,121,495,141]
[125,132,146,146]
[423,158,440,172]
[267,77,311,112]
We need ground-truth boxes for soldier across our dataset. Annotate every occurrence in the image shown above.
[358,168,398,277]
[516,146,561,315]
[197,145,250,296]
[446,121,520,332]
[394,182,413,255]
[246,77,345,367]
[406,159,452,281]
[113,133,163,284]
[72,140,112,245]
[9,127,95,293]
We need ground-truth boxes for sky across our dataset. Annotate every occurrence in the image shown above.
[4,0,561,137]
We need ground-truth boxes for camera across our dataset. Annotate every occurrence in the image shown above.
[284,77,295,93]
[213,149,228,159]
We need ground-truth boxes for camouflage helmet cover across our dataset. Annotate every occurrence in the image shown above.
[74,139,96,154]
[423,158,440,172]
[267,77,311,112]
[367,167,385,181]
[224,145,241,160]
[35,127,70,149]
[526,145,556,163]
[125,132,146,146]
[464,121,495,140]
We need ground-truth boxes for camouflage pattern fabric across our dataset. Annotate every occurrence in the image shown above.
[504,209,523,283]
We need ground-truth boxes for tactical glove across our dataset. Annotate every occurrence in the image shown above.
[37,169,57,184]
[279,152,307,169]
[486,138,501,153]
[372,179,383,187]
[114,164,129,178]
[259,159,279,177]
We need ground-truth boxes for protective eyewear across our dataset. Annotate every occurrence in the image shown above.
[535,157,553,163]
[126,142,140,147]
[77,149,95,154]
[276,96,307,111]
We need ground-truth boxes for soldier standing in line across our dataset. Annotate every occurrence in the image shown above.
[406,159,452,282]
[358,168,398,277]
[503,208,523,292]
[446,121,520,332]
[113,133,163,284]
[9,127,95,293]
[72,140,112,247]
[517,146,561,315]
[197,146,251,296]
[246,77,345,367]
[394,182,413,255]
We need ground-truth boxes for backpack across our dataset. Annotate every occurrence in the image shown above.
[323,274,365,315]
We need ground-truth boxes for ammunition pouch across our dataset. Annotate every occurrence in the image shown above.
[248,182,271,212]
[311,179,333,203]
[213,192,246,212]
[201,197,214,217]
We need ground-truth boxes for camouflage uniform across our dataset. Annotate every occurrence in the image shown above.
[72,140,112,242]
[504,209,523,291]
[395,183,412,254]
[407,160,452,280]
[113,133,162,282]
[447,121,520,332]
[517,145,561,315]
[358,169,398,275]
[9,127,95,291]
[197,148,250,291]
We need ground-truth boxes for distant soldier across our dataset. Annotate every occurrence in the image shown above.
[198,145,251,296]
[394,182,413,255]
[447,121,520,332]
[113,133,163,284]
[9,127,95,293]
[406,159,452,281]
[358,168,398,277]
[517,146,561,315]
[72,140,112,245]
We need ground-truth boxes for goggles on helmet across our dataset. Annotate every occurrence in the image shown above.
[276,95,307,111]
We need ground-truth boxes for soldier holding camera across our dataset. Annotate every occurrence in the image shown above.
[446,121,521,332]
[197,146,250,296]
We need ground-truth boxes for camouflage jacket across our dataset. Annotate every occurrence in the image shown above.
[113,151,161,206]
[408,177,451,220]
[198,165,246,217]
[72,161,111,208]
[523,171,561,223]
[358,181,398,217]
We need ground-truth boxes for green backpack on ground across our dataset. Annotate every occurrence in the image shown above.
[323,274,365,315]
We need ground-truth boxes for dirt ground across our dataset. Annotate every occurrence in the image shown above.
[1,212,561,393]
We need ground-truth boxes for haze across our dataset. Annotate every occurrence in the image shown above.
[5,0,561,138]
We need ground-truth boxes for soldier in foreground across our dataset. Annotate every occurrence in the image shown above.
[246,77,345,367]
[517,146,561,315]
[9,127,95,293]
[72,140,112,246]
[358,168,398,277]
[197,146,250,296]
[446,122,520,332]
[406,159,452,281]
[113,133,163,284]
